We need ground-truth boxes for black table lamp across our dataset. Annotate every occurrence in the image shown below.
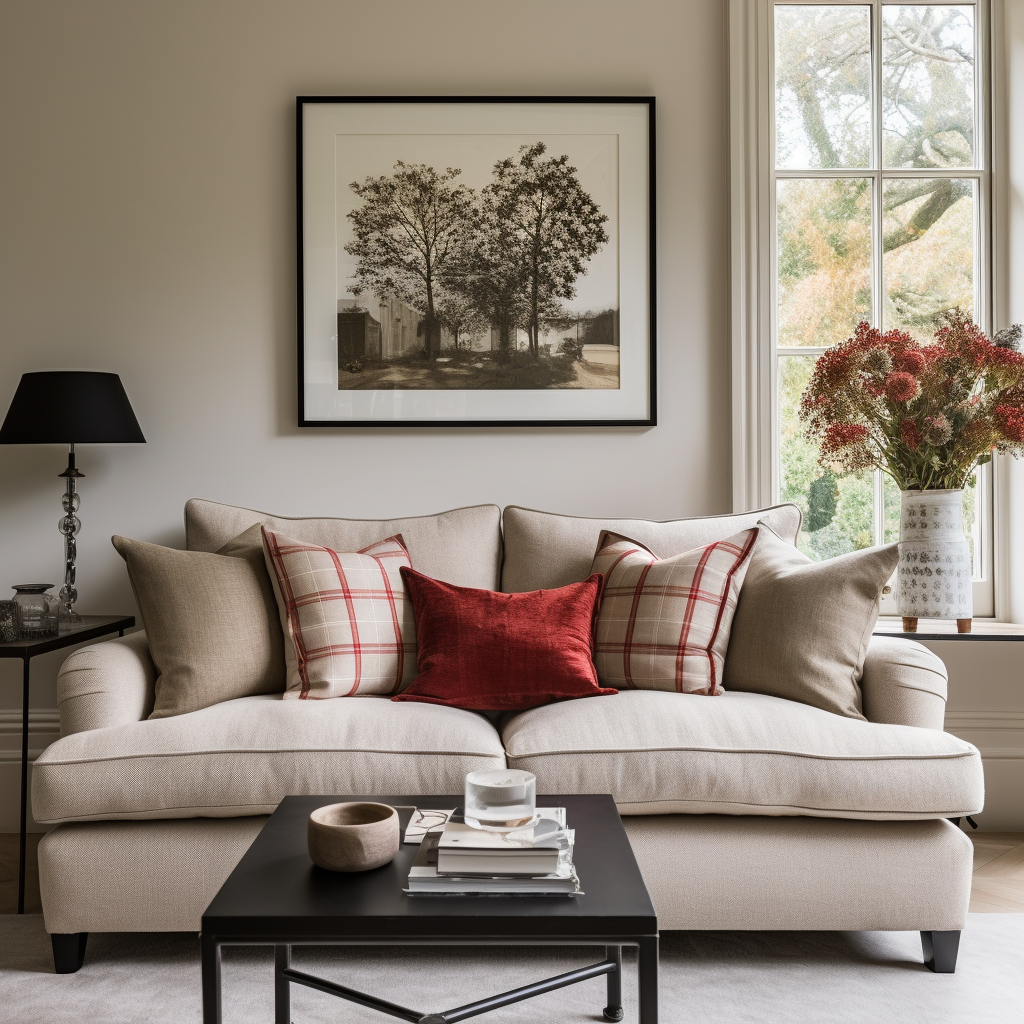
[0,371,145,621]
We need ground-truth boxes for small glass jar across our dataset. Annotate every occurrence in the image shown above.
[464,769,537,832]
[12,584,59,639]
[0,600,19,643]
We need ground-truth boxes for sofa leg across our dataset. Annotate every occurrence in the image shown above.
[51,932,88,974]
[921,930,960,973]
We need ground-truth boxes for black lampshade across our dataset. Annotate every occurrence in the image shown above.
[0,371,145,444]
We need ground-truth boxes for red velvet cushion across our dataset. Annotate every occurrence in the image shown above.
[392,567,616,711]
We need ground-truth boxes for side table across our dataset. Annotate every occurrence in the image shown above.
[0,614,134,913]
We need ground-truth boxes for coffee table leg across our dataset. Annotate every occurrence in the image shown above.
[603,946,624,1021]
[638,935,658,1024]
[201,935,222,1024]
[275,945,291,1023]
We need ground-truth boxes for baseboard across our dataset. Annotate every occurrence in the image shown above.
[944,711,1024,760]
[0,709,61,832]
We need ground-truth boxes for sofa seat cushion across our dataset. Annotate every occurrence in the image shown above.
[501,690,983,820]
[32,695,505,824]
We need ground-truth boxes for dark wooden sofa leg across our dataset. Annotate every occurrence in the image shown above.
[51,932,88,974]
[921,930,960,973]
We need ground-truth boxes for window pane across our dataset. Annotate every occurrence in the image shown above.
[777,178,872,346]
[882,5,975,169]
[780,356,875,559]
[775,5,872,169]
[882,177,975,339]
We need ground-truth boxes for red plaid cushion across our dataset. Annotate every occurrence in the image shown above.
[591,528,758,695]
[262,527,416,699]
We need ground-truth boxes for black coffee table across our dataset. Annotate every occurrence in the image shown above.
[201,794,658,1024]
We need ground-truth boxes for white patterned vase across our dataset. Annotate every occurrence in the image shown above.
[897,489,973,626]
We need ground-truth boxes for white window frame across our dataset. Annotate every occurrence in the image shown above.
[729,0,1010,619]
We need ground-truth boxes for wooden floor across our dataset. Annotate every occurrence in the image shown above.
[0,831,1021,917]
[967,831,1024,912]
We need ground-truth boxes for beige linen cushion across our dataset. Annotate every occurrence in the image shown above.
[31,694,506,823]
[185,499,502,590]
[501,689,983,820]
[112,534,285,719]
[723,524,898,719]
[500,503,801,592]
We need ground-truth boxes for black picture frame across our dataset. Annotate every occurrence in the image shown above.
[297,96,656,428]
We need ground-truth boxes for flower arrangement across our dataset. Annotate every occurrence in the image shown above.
[799,310,1024,490]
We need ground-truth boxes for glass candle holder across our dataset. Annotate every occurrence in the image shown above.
[12,584,59,639]
[464,769,537,832]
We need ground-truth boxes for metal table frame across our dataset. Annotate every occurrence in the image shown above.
[201,935,658,1024]
[0,614,134,913]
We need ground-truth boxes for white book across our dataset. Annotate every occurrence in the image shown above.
[436,811,569,876]
[406,834,580,896]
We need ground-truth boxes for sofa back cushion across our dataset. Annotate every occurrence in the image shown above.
[500,504,801,592]
[185,500,502,590]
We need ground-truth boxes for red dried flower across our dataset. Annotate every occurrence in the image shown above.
[900,418,922,450]
[884,371,920,403]
[800,312,1024,489]
[996,405,1024,444]
[823,422,869,449]
[894,350,926,375]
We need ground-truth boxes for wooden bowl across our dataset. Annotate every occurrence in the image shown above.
[308,802,399,872]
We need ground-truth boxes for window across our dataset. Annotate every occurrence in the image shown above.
[730,0,996,615]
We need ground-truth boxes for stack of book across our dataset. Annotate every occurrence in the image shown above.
[405,808,581,896]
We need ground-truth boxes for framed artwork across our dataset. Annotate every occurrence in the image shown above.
[297,96,655,427]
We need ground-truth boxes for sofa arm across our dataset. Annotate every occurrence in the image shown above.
[860,636,947,730]
[57,631,156,735]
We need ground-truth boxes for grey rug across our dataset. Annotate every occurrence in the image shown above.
[1,914,1021,1024]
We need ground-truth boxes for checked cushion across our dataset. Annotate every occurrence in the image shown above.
[590,528,758,695]
[262,527,416,699]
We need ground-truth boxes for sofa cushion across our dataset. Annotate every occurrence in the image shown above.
[111,534,285,719]
[500,503,801,592]
[393,568,614,711]
[501,689,983,820]
[591,529,757,695]
[723,524,898,719]
[185,500,503,590]
[31,695,505,823]
[263,529,416,698]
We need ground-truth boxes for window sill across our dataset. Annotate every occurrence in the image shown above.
[874,617,1024,641]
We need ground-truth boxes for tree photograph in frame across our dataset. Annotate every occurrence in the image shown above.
[298,97,655,426]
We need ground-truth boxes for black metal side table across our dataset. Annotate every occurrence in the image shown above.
[0,614,134,913]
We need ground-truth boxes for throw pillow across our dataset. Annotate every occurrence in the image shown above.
[111,532,286,719]
[262,527,416,699]
[392,568,615,711]
[590,528,759,695]
[723,523,899,719]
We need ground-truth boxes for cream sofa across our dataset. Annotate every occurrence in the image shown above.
[33,501,984,974]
